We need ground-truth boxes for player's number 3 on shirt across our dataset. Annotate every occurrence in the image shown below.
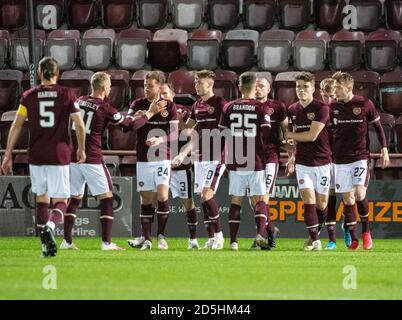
[72,109,94,134]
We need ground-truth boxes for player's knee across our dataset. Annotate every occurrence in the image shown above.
[342,193,355,205]
[181,198,195,211]
[355,190,366,202]
[201,188,214,202]
[231,196,242,206]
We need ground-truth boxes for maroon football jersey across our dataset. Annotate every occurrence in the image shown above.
[173,104,192,171]
[219,98,271,171]
[261,99,287,164]
[188,95,227,162]
[128,98,178,162]
[20,84,79,165]
[71,96,125,164]
[330,95,381,164]
[287,99,332,167]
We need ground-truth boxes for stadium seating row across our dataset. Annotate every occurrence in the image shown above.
[2,68,402,115]
[2,0,402,33]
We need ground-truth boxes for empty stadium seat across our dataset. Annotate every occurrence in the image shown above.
[136,0,168,30]
[81,29,116,71]
[67,0,99,30]
[329,30,365,72]
[106,70,130,111]
[187,29,223,70]
[147,29,188,72]
[207,0,240,31]
[0,0,26,31]
[0,30,10,69]
[369,113,395,153]
[395,116,402,153]
[115,28,152,71]
[45,29,80,71]
[21,72,41,92]
[101,0,136,31]
[277,0,311,31]
[365,30,400,74]
[9,30,46,71]
[385,0,402,31]
[349,0,382,32]
[258,30,295,73]
[243,0,276,32]
[34,0,65,31]
[314,0,345,32]
[225,29,259,55]
[168,70,196,106]
[293,30,330,72]
[273,71,300,107]
[59,70,94,98]
[119,155,137,176]
[0,70,23,116]
[351,70,380,106]
[0,111,29,150]
[380,71,402,115]
[213,69,238,101]
[171,0,205,30]
[129,70,148,99]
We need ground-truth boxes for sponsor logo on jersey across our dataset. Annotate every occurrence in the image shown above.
[160,110,169,118]
[264,114,271,123]
[353,107,361,115]
[333,118,338,125]
[307,113,315,120]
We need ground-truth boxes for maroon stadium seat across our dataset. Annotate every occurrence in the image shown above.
[119,155,137,176]
[380,71,402,115]
[45,29,80,71]
[277,0,311,31]
[0,70,23,116]
[293,30,330,72]
[0,111,29,150]
[21,72,41,92]
[314,0,345,32]
[115,28,152,71]
[34,0,65,31]
[385,0,402,31]
[258,30,295,73]
[107,112,137,150]
[59,70,94,98]
[101,0,136,31]
[67,0,99,30]
[129,70,148,100]
[272,71,300,107]
[0,30,10,69]
[243,0,276,32]
[369,113,395,153]
[0,0,26,31]
[81,29,116,71]
[351,70,380,106]
[167,70,196,106]
[349,0,382,32]
[13,154,29,175]
[365,30,400,74]
[207,0,240,31]
[329,30,365,72]
[213,69,238,101]
[171,0,205,31]
[395,116,402,153]
[374,159,402,180]
[9,30,46,71]
[187,29,223,70]
[147,29,188,72]
[136,0,168,30]
[106,70,130,111]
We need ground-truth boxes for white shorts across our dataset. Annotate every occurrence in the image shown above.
[136,160,171,192]
[229,170,266,197]
[334,160,370,193]
[70,163,112,197]
[29,165,70,198]
[194,161,226,194]
[329,163,335,190]
[295,163,331,195]
[170,169,193,199]
[265,163,279,197]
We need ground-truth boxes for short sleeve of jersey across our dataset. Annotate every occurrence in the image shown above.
[168,101,178,122]
[313,103,329,125]
[128,100,138,115]
[106,103,124,124]
[218,103,230,129]
[365,99,380,124]
[68,89,79,114]
[278,102,287,123]
[261,107,271,127]
[189,102,197,122]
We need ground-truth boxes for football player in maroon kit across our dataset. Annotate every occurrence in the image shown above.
[1,57,86,257]
[61,72,166,251]
[172,70,227,250]
[218,72,272,250]
[285,72,332,251]
[127,71,179,250]
[330,72,389,250]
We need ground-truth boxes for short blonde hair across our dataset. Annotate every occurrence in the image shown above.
[195,69,216,81]
[91,72,110,92]
[320,78,336,92]
[332,71,354,86]
[145,70,166,84]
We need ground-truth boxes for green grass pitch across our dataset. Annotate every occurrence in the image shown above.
[1,237,402,300]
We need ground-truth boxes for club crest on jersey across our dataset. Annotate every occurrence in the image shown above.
[207,106,215,114]
[139,181,144,187]
[299,179,305,185]
[160,110,169,118]
[353,107,361,115]
[336,184,340,189]
[267,108,274,116]
[307,113,315,120]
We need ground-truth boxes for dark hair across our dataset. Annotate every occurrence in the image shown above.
[239,72,257,91]
[295,72,315,84]
[38,57,59,80]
